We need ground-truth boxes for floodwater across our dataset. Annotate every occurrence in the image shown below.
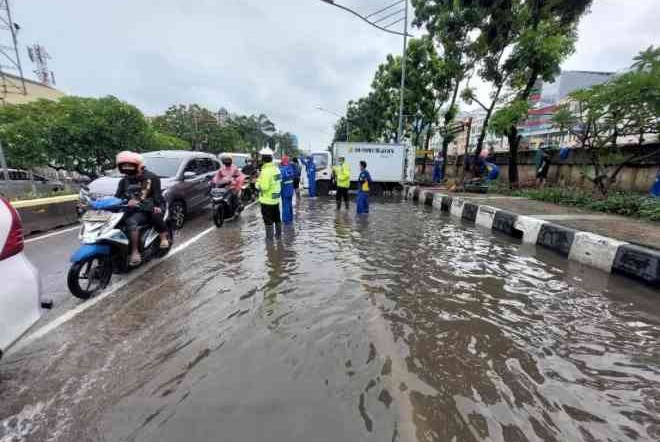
[1,198,659,442]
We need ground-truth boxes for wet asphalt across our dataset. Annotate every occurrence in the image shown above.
[1,197,660,442]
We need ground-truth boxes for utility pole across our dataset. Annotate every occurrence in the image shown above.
[0,140,9,181]
[459,117,473,182]
[0,0,27,102]
[396,0,408,144]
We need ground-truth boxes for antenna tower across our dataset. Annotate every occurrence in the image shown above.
[28,44,54,86]
[0,0,26,102]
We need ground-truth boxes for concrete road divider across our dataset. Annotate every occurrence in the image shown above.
[13,194,79,236]
[570,232,626,273]
[475,205,497,230]
[537,223,576,257]
[462,202,479,222]
[613,244,660,286]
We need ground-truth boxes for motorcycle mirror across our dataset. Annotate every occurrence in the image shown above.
[183,171,196,180]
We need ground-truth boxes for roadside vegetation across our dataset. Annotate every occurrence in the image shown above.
[496,186,660,222]
[0,96,299,179]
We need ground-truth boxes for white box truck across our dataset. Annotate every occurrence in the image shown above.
[328,142,412,194]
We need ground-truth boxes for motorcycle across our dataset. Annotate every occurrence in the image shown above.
[211,182,243,228]
[67,197,174,299]
[241,176,257,204]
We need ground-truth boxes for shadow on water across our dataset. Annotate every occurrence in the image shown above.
[1,197,659,442]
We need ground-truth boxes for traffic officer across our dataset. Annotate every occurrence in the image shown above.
[279,155,295,224]
[333,156,351,210]
[357,160,373,215]
[255,147,282,239]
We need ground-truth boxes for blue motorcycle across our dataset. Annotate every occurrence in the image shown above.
[67,197,174,299]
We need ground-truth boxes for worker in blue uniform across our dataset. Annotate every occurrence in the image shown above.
[279,155,295,224]
[302,156,317,198]
[432,151,444,183]
[651,170,660,197]
[357,160,373,215]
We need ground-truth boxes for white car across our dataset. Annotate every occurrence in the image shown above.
[0,197,47,359]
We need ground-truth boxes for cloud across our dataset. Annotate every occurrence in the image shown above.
[12,0,659,150]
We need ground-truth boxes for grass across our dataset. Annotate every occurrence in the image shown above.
[494,186,660,222]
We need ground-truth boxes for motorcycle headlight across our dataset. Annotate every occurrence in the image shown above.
[79,187,90,203]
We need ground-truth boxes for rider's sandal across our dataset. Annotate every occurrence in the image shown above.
[130,255,142,266]
[160,240,170,249]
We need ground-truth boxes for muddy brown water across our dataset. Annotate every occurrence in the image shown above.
[1,198,659,442]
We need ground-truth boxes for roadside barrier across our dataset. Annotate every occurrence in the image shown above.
[13,194,79,236]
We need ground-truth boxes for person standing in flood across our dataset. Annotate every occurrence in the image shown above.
[279,155,295,224]
[333,156,351,210]
[256,147,282,240]
[432,151,443,183]
[356,160,372,215]
[291,157,302,201]
[302,156,317,198]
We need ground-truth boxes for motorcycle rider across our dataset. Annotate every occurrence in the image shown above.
[242,157,257,178]
[114,151,169,266]
[213,153,245,210]
[255,147,282,239]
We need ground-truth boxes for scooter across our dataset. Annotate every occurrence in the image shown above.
[211,182,243,228]
[67,197,174,300]
[241,177,257,204]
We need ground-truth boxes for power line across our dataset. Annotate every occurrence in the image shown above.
[365,0,405,19]
[372,8,405,25]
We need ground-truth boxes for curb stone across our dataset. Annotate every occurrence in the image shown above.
[401,185,659,288]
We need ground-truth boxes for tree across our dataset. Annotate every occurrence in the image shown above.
[553,47,660,197]
[412,0,481,179]
[332,37,448,150]
[0,96,152,178]
[491,0,593,186]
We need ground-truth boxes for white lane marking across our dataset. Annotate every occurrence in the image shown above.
[15,201,258,350]
[25,225,80,244]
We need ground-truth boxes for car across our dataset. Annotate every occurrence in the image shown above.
[218,152,251,171]
[0,197,48,359]
[0,168,65,199]
[78,151,220,230]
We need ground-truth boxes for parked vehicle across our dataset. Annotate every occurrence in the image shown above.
[78,151,220,229]
[218,152,251,171]
[330,142,412,194]
[67,196,174,299]
[0,197,51,359]
[210,182,243,228]
[0,169,65,199]
[301,151,333,196]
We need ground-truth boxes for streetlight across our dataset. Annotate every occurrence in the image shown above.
[316,106,350,142]
[319,0,410,144]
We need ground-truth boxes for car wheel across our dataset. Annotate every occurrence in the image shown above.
[170,200,186,230]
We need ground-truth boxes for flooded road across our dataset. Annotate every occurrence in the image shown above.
[2,198,660,442]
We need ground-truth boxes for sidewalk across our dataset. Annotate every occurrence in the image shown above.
[404,186,660,287]
[441,193,660,250]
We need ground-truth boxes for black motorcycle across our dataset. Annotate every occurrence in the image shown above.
[211,182,242,227]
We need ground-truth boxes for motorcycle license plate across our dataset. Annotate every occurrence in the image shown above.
[83,210,113,222]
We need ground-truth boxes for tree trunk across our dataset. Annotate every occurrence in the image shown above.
[507,130,519,187]
[440,82,461,180]
[474,81,504,159]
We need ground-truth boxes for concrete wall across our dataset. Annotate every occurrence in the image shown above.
[418,144,660,192]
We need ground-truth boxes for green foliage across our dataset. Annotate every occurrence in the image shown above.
[334,37,449,147]
[555,46,660,196]
[0,96,157,178]
[510,187,660,221]
[489,100,529,137]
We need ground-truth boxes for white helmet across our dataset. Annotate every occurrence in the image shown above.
[259,147,274,156]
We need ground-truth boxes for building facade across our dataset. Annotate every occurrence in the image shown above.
[0,73,65,105]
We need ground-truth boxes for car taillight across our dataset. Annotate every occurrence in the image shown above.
[0,197,24,260]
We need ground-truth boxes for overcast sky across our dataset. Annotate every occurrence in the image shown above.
[13,0,660,151]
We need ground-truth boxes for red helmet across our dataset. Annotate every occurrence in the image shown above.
[116,151,144,175]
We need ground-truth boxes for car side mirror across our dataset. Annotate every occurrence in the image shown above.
[183,171,196,180]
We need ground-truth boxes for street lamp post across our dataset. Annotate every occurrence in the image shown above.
[396,0,408,144]
[319,0,410,144]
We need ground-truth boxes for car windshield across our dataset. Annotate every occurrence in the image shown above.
[232,156,247,169]
[312,153,328,169]
[143,157,182,178]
